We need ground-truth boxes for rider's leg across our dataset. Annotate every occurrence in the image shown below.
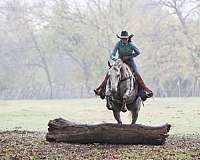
[94,73,112,109]
[135,73,153,93]
[94,73,109,98]
[131,60,153,98]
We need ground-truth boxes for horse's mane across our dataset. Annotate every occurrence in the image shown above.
[109,59,133,82]
[121,62,133,79]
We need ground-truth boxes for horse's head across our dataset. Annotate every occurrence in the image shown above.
[107,59,123,93]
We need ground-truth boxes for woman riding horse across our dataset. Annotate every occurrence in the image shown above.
[94,30,153,101]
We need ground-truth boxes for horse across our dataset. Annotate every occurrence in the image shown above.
[106,59,141,125]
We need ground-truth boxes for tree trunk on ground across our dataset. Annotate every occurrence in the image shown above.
[46,118,171,145]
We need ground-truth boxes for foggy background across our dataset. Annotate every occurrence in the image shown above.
[0,0,199,99]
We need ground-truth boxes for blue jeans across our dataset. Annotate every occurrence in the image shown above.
[123,58,139,74]
[131,59,139,74]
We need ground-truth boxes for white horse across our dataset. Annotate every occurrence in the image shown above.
[106,59,141,125]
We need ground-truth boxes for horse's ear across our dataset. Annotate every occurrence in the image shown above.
[108,61,112,68]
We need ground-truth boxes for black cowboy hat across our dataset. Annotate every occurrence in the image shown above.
[116,30,134,39]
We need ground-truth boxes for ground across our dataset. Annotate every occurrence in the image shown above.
[0,98,200,159]
[0,131,200,160]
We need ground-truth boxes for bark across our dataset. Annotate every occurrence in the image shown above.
[46,118,171,145]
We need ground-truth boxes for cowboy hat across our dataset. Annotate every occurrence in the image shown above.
[116,30,134,39]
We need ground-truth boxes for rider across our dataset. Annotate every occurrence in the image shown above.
[94,30,153,101]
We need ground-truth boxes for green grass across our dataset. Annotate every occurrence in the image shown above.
[0,97,200,134]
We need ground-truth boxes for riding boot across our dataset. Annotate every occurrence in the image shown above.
[135,73,153,99]
[94,73,109,99]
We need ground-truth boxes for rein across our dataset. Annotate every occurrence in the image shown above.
[119,76,133,83]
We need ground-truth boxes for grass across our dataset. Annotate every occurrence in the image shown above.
[0,97,200,134]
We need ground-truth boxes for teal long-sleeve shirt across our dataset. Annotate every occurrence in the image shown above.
[110,40,141,61]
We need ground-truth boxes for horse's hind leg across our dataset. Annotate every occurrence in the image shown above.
[113,107,122,125]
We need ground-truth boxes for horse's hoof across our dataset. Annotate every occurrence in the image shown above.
[118,122,122,125]
[121,109,127,112]
[121,106,127,112]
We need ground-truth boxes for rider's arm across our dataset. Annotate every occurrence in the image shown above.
[131,43,141,57]
[110,42,120,61]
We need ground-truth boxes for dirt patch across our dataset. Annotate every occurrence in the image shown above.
[0,131,200,160]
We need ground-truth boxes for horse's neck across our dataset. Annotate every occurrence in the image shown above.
[121,63,132,78]
[118,63,135,98]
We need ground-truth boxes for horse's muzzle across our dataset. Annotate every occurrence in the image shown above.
[111,88,117,94]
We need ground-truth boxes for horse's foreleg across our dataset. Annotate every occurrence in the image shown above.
[113,109,122,125]
[121,97,127,112]
[106,96,113,110]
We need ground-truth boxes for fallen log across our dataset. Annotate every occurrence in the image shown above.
[46,118,171,145]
